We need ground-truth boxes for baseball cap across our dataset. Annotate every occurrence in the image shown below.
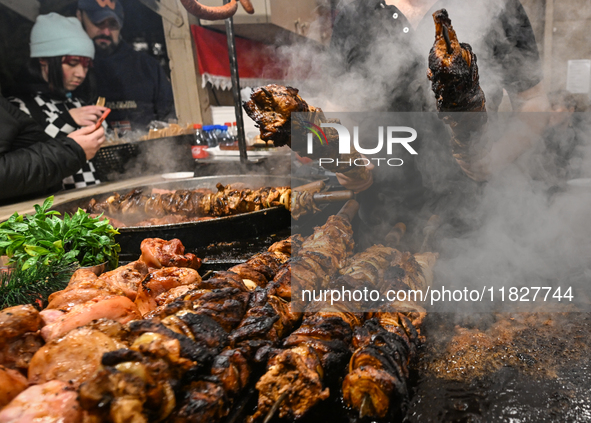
[78,0,124,28]
[30,13,95,59]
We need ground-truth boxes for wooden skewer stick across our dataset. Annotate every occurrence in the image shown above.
[442,25,453,54]
[312,190,354,204]
[263,390,289,423]
[385,222,407,248]
[337,200,360,223]
[293,180,326,193]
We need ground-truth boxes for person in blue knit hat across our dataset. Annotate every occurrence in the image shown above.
[77,0,175,131]
[10,13,109,190]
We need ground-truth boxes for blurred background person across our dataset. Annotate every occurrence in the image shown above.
[77,0,175,132]
[9,13,108,190]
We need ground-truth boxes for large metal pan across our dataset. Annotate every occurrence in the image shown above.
[52,175,320,257]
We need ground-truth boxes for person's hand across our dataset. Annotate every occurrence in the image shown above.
[69,106,108,127]
[68,125,105,160]
[336,159,375,193]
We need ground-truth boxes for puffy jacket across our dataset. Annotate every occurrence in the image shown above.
[0,97,86,204]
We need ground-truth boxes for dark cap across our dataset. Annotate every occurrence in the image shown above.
[78,0,124,27]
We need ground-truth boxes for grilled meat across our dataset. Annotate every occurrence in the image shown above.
[243,84,314,147]
[134,267,202,315]
[427,9,488,167]
[0,305,42,339]
[0,305,44,372]
[250,309,362,421]
[87,184,292,226]
[342,315,416,419]
[97,261,150,300]
[139,238,201,270]
[0,366,28,408]
[28,327,125,387]
[40,295,141,342]
[342,252,438,419]
[292,215,355,294]
[0,380,82,423]
[427,9,486,113]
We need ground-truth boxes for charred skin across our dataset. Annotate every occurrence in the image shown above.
[243,84,370,181]
[179,0,253,21]
[427,9,486,112]
[243,85,312,147]
[427,9,487,166]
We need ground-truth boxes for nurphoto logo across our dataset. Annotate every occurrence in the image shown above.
[306,123,418,168]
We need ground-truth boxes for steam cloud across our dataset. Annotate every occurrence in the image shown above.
[281,0,591,312]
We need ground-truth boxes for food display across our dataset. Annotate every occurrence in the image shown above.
[0,193,450,423]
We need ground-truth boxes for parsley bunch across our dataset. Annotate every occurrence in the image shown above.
[0,196,120,270]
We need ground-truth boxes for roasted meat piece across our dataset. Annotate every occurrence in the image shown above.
[427,9,488,168]
[28,327,125,387]
[427,9,486,113]
[98,260,150,300]
[0,305,44,371]
[0,380,82,423]
[0,305,41,339]
[139,238,202,270]
[243,84,313,147]
[40,295,141,342]
[134,267,202,315]
[0,366,28,408]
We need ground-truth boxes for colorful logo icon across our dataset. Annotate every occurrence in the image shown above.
[304,121,329,145]
[96,0,117,10]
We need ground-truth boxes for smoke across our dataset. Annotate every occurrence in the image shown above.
[278,1,591,313]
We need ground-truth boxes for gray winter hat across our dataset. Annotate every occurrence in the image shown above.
[30,13,95,59]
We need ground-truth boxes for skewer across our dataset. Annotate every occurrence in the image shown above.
[312,190,354,204]
[337,199,360,223]
[293,180,326,193]
[223,386,257,423]
[442,25,453,54]
[263,390,289,423]
[385,222,406,247]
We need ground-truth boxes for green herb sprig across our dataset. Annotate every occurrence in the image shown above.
[0,261,77,309]
[0,196,121,270]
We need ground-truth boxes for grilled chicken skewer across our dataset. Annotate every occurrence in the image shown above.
[171,202,358,423]
[87,184,292,225]
[342,251,439,419]
[249,243,397,422]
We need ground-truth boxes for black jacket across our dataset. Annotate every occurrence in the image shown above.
[93,40,175,130]
[0,97,86,204]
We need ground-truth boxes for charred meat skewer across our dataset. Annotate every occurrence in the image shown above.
[427,9,488,168]
[243,85,371,183]
[342,251,439,419]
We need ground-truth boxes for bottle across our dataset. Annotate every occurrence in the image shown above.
[202,125,219,147]
[191,123,208,159]
[230,122,238,140]
[219,124,235,149]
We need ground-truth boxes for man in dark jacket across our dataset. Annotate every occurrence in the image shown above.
[0,96,104,205]
[77,0,175,131]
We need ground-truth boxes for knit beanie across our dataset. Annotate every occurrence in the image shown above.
[30,13,95,59]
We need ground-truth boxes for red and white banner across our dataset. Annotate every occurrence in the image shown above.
[191,25,288,90]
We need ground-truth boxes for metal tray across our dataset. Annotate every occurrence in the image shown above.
[52,175,319,257]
